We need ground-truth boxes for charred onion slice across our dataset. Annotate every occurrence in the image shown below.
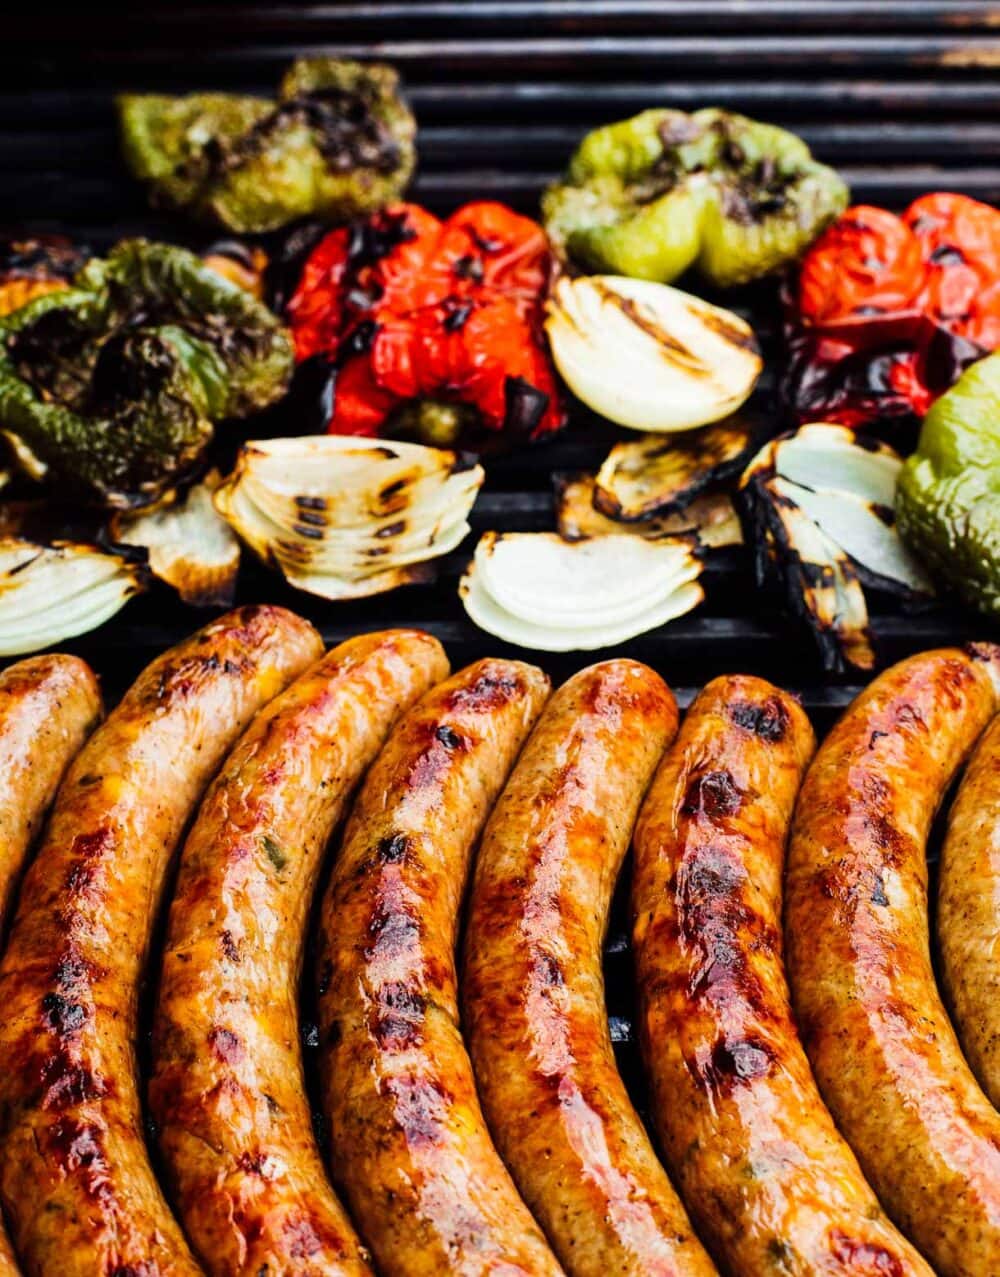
[555,473,742,548]
[593,416,760,521]
[111,472,240,607]
[739,425,931,672]
[0,538,145,656]
[459,531,703,651]
[214,434,482,600]
[546,276,761,433]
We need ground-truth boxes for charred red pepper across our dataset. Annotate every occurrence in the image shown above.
[784,193,1000,431]
[286,200,565,445]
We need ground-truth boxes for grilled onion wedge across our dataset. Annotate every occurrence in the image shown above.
[0,537,145,656]
[593,415,761,521]
[214,434,483,599]
[111,472,240,606]
[459,531,703,651]
[739,423,933,672]
[545,275,761,432]
[555,473,742,547]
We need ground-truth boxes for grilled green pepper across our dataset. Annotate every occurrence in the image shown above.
[0,239,293,508]
[543,109,848,287]
[896,353,1000,617]
[118,58,416,233]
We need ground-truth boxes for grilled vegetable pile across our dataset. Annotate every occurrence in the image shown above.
[784,193,1000,430]
[288,200,564,447]
[0,53,996,660]
[0,239,293,509]
[119,58,416,233]
[543,108,847,285]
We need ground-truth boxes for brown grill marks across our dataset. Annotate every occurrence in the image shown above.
[681,768,744,819]
[41,992,87,1035]
[372,981,427,1050]
[207,1026,243,1065]
[730,696,789,742]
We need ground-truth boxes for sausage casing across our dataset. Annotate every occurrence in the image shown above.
[464,659,716,1277]
[785,645,1000,1277]
[0,653,102,1277]
[0,605,322,1276]
[317,658,564,1276]
[938,713,1000,1110]
[151,629,449,1276]
[0,654,102,939]
[633,674,933,1276]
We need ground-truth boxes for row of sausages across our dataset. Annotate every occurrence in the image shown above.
[0,606,997,1276]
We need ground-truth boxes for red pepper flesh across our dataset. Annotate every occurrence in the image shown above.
[287,201,565,442]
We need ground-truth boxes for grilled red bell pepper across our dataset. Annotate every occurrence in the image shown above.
[286,200,565,444]
[784,193,1000,431]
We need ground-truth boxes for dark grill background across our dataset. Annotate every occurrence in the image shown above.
[2,0,997,1110]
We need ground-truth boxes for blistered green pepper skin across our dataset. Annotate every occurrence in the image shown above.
[0,240,293,509]
[543,108,848,287]
[896,354,1000,617]
[118,58,416,233]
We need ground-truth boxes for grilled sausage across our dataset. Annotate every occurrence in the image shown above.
[0,605,322,1277]
[0,654,102,939]
[633,675,933,1276]
[0,654,101,1277]
[316,659,563,1276]
[464,660,716,1277]
[151,630,449,1276]
[938,713,1000,1111]
[785,645,1000,1277]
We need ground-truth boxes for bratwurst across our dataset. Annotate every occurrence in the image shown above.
[151,630,448,1276]
[0,654,101,939]
[632,674,932,1276]
[316,659,563,1276]
[0,605,322,1276]
[785,645,1000,1277]
[938,712,1000,1110]
[464,660,717,1277]
[0,660,101,1277]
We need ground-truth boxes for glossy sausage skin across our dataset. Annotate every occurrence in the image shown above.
[464,660,716,1277]
[317,659,563,1276]
[0,654,102,939]
[785,645,1000,1277]
[938,713,1000,1110]
[0,654,102,1277]
[633,675,933,1277]
[151,630,449,1276]
[0,605,322,1277]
